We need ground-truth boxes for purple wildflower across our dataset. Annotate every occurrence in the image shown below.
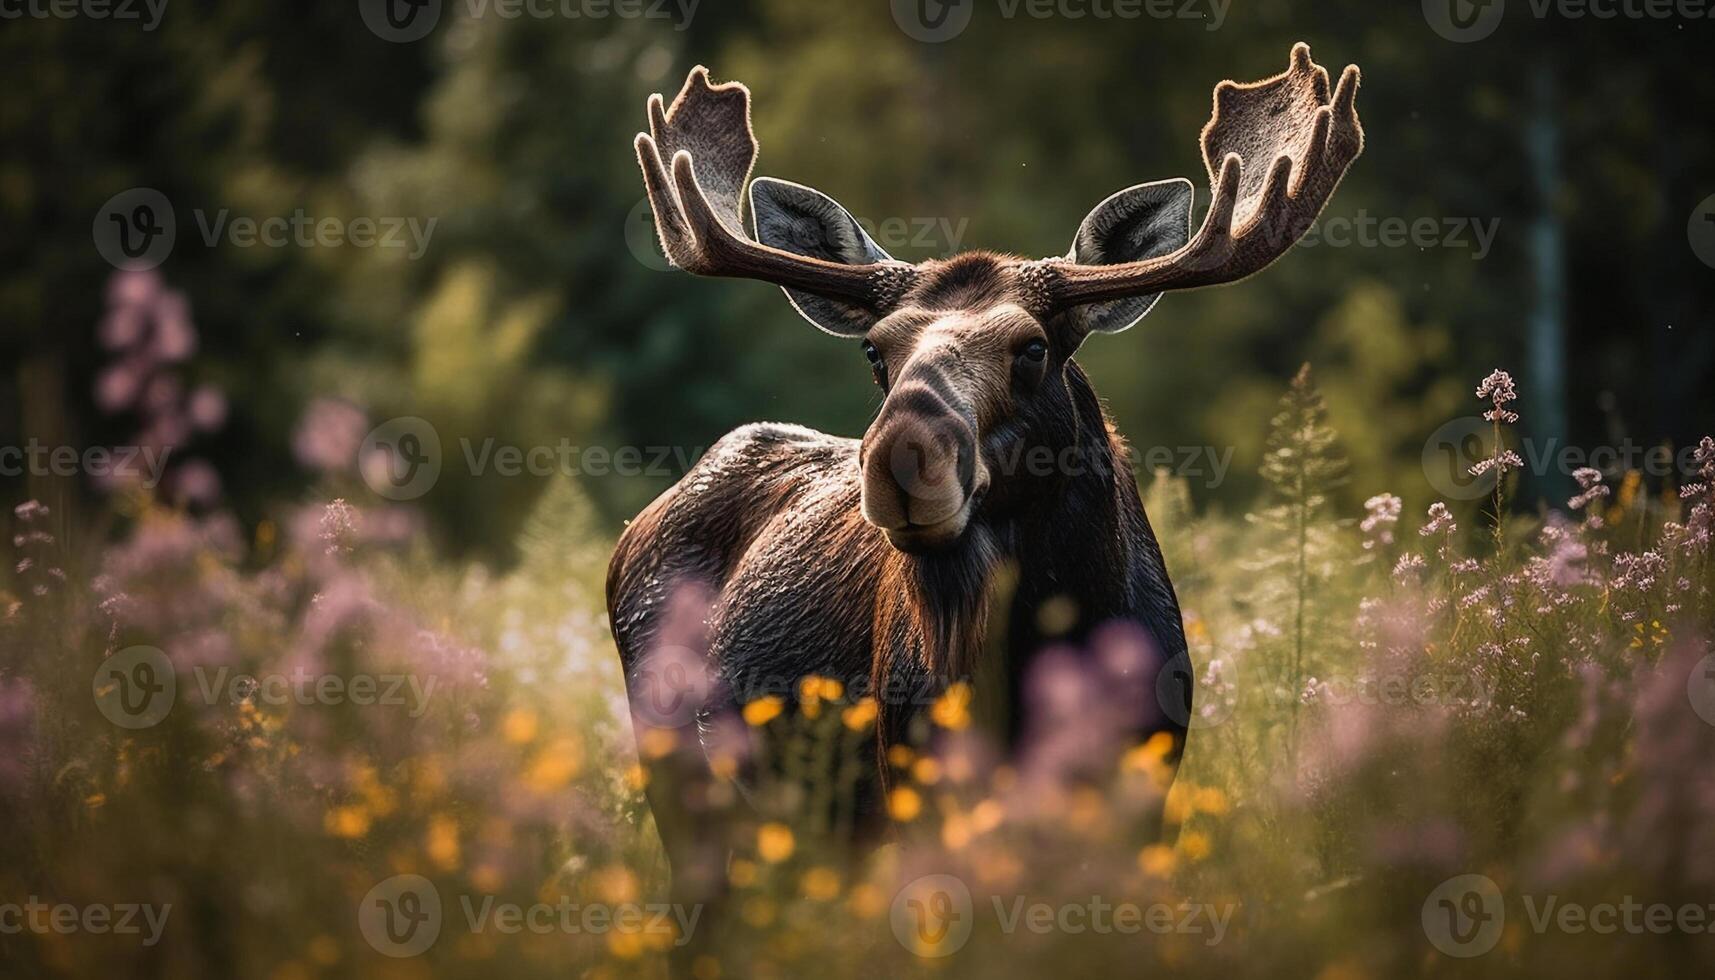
[1475,368,1520,424]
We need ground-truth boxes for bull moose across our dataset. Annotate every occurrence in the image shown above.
[609,42,1364,964]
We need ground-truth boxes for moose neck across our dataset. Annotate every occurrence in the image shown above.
[1002,360,1146,638]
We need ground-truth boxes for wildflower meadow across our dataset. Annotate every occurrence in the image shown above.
[2,270,1712,978]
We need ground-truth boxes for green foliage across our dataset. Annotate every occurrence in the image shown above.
[1245,364,1353,757]
[9,3,1714,553]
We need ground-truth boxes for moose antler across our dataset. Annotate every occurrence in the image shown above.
[634,67,917,308]
[1032,43,1364,310]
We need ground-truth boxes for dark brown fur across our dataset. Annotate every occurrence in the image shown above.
[606,259,1192,969]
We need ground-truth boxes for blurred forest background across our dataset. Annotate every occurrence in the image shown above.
[3,0,1712,553]
[5,5,1715,978]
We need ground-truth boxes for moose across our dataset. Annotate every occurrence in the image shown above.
[609,43,1363,963]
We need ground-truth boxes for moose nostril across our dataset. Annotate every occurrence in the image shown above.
[860,415,977,534]
[889,435,941,500]
[883,419,972,505]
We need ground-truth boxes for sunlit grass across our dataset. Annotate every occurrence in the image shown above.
[3,369,1713,977]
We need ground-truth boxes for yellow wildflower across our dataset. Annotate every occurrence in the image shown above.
[742,696,784,727]
[930,682,973,730]
[841,697,878,731]
[501,708,538,745]
[757,822,795,863]
[802,866,842,901]
[325,805,369,839]
[1194,786,1231,816]
[1180,830,1212,861]
[1138,844,1177,877]
[888,786,923,822]
[426,814,460,869]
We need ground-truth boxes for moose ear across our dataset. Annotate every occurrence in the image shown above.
[1066,178,1195,334]
[749,177,895,337]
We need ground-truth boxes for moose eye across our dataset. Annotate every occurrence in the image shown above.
[1021,339,1048,363]
[862,341,888,388]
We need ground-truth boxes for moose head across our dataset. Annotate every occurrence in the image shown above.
[636,44,1363,553]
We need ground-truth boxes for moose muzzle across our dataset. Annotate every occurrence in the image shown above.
[860,395,988,552]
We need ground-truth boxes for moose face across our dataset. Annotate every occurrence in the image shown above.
[634,47,1364,553]
[856,288,1056,552]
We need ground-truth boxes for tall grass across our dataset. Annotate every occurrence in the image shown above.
[3,299,1713,977]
